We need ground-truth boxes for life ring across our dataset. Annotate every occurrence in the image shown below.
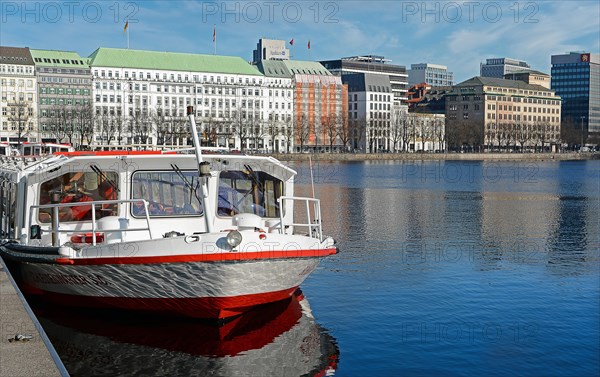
[70,232,105,244]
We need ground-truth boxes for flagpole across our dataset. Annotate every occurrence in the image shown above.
[127,27,130,49]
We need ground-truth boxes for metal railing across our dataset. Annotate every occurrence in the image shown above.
[278,196,323,241]
[28,199,154,246]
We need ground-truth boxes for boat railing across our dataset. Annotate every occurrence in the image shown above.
[28,199,154,246]
[278,196,323,241]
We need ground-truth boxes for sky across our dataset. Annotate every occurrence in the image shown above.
[1,0,598,82]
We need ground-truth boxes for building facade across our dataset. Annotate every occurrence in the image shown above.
[504,70,550,89]
[258,59,348,152]
[30,49,92,145]
[89,48,279,150]
[480,58,531,78]
[320,55,408,108]
[344,72,393,152]
[0,46,37,144]
[446,77,561,151]
[252,39,290,63]
[551,52,600,143]
[408,63,454,86]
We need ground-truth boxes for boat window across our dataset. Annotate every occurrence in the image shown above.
[218,170,283,218]
[38,171,119,223]
[131,171,203,217]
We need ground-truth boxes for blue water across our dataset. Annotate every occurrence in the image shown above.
[33,159,600,376]
[294,160,600,377]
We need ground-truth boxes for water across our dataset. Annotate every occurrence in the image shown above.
[34,160,599,376]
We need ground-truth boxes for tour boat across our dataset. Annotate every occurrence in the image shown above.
[0,107,337,319]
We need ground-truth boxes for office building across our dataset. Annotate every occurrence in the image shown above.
[551,52,600,142]
[30,49,92,144]
[480,58,531,78]
[252,38,290,64]
[446,76,561,151]
[408,63,454,86]
[320,55,408,108]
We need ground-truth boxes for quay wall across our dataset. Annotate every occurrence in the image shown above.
[263,152,599,162]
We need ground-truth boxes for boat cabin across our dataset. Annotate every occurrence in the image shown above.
[0,150,320,248]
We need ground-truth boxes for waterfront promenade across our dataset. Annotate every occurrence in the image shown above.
[0,257,65,376]
[267,152,599,162]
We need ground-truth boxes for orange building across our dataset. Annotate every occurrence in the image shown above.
[258,60,348,152]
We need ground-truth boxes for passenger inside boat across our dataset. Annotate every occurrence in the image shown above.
[38,171,119,223]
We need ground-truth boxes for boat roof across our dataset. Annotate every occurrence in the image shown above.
[0,150,297,181]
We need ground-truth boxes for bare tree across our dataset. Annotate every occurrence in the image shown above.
[281,116,295,153]
[128,111,154,146]
[47,104,72,144]
[230,109,252,152]
[7,100,34,146]
[323,113,338,153]
[265,114,280,153]
[72,103,94,148]
[295,115,310,153]
[337,113,352,153]
[349,117,367,152]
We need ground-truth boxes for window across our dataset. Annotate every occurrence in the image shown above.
[217,170,283,218]
[131,171,203,217]
[38,171,119,223]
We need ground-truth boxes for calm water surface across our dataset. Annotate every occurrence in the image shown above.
[36,160,599,377]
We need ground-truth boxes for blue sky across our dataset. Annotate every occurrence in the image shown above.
[1,0,598,81]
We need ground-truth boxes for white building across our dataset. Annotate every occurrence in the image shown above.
[408,63,454,86]
[0,46,37,143]
[344,72,393,152]
[89,48,293,151]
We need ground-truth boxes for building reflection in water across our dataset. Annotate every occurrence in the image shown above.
[32,290,338,377]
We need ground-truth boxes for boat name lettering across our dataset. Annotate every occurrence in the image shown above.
[32,272,110,286]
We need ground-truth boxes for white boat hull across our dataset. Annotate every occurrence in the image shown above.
[10,235,336,319]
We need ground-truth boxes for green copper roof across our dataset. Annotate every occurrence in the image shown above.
[30,49,89,67]
[283,60,332,76]
[257,60,292,78]
[456,76,551,92]
[257,59,332,78]
[88,48,262,76]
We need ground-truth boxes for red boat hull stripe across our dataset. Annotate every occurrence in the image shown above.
[41,286,300,319]
[57,248,337,265]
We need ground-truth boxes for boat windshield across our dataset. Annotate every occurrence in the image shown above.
[38,171,119,223]
[218,170,283,218]
[131,171,203,217]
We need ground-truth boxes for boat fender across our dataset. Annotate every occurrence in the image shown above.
[184,235,200,243]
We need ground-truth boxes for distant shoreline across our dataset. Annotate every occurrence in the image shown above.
[264,152,600,162]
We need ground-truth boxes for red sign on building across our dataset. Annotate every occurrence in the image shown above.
[581,53,590,62]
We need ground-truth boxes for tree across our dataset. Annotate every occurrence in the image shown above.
[390,109,406,152]
[323,113,338,152]
[295,115,310,153]
[7,100,34,146]
[230,109,251,152]
[47,104,72,144]
[265,114,280,153]
[128,111,154,146]
[349,117,367,152]
[281,116,295,153]
[72,103,95,148]
[337,113,352,152]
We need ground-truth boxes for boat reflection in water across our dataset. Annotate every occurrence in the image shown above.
[33,290,338,376]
